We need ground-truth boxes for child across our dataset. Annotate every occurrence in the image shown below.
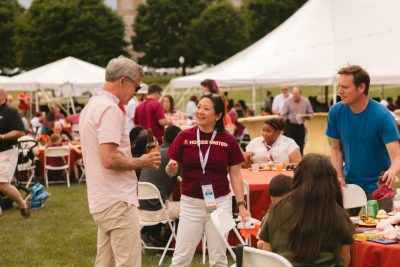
[257,174,292,249]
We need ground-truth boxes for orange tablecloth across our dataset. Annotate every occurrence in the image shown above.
[38,146,81,180]
[351,241,400,267]
[241,169,294,220]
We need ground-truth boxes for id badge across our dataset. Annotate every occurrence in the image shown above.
[201,181,217,214]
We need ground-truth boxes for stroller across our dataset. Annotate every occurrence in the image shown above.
[0,139,38,210]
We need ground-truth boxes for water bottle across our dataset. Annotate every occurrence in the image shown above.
[393,188,400,214]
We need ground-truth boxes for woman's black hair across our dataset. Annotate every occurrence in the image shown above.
[199,94,225,132]
[129,125,146,144]
[265,118,284,131]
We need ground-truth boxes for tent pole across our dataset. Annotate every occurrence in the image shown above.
[70,84,76,115]
[252,81,256,113]
[324,86,329,106]
[35,90,39,112]
[333,80,337,104]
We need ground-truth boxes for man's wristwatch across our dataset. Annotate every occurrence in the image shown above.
[0,134,4,141]
[236,200,247,208]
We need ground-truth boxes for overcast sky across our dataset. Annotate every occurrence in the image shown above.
[18,0,116,9]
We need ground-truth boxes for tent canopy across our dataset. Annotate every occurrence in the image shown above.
[0,76,10,84]
[170,0,400,89]
[2,56,105,96]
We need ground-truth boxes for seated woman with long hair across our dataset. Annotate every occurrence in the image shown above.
[258,154,355,267]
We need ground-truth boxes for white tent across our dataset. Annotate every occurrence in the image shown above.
[170,0,400,89]
[0,76,10,85]
[2,56,105,96]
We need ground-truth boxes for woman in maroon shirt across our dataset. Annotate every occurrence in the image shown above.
[166,94,250,267]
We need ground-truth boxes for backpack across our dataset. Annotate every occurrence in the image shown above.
[29,183,50,209]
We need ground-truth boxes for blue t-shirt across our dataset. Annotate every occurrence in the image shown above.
[326,99,399,192]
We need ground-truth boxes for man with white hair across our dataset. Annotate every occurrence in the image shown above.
[0,87,30,218]
[271,84,292,115]
[80,56,161,267]
[281,86,313,154]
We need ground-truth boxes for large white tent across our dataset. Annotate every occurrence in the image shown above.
[2,56,105,96]
[0,76,10,85]
[170,0,400,90]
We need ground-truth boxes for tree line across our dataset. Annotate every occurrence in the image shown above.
[0,0,306,70]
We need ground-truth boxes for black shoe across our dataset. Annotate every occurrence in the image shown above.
[20,201,31,218]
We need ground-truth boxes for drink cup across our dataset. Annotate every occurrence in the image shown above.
[251,163,260,172]
[275,161,283,171]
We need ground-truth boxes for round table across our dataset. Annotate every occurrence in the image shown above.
[303,112,331,156]
[351,240,400,267]
[238,115,280,140]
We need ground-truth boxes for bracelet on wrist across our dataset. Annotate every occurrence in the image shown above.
[236,200,247,208]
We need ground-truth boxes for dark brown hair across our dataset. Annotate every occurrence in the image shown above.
[338,65,370,95]
[272,154,354,264]
[269,174,292,197]
[162,94,175,113]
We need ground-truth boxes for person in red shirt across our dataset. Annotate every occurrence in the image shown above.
[134,84,171,143]
[166,93,250,267]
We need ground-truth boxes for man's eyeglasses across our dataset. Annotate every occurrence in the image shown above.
[123,76,141,92]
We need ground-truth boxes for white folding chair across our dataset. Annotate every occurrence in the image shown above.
[137,182,177,266]
[203,180,251,264]
[242,246,293,267]
[210,208,246,262]
[17,159,36,188]
[342,184,367,209]
[44,146,70,188]
[78,161,85,183]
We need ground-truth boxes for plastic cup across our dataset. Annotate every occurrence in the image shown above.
[251,163,260,172]
[275,161,283,171]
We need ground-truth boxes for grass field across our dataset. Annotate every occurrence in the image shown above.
[0,184,208,267]
[1,180,399,266]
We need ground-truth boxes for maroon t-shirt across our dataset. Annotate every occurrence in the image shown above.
[168,127,244,199]
[134,98,166,143]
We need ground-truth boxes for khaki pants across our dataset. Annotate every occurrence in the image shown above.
[0,148,18,183]
[92,202,141,267]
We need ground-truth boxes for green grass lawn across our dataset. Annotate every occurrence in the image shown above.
[0,184,208,267]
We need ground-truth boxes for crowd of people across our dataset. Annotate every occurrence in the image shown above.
[1,57,400,267]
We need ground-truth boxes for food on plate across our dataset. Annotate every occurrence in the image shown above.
[360,215,376,225]
[376,209,388,219]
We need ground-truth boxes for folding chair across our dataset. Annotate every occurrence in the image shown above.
[210,208,246,262]
[242,246,293,267]
[342,184,367,209]
[17,160,36,188]
[78,161,85,183]
[137,182,177,266]
[203,180,251,264]
[44,146,70,188]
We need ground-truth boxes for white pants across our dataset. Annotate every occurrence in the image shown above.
[0,148,18,183]
[170,194,232,267]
